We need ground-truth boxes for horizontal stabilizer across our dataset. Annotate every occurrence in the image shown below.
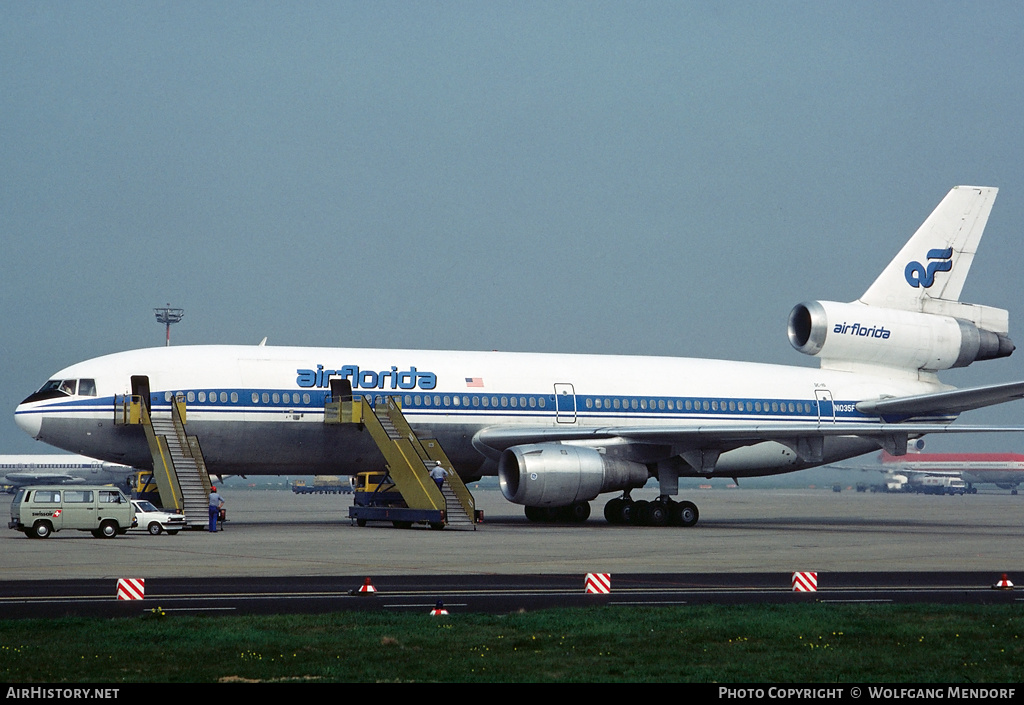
[855,380,1024,418]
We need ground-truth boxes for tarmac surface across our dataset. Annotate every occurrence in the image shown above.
[3,486,1022,580]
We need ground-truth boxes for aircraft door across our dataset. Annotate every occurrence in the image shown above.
[554,383,576,424]
[815,389,835,424]
[131,376,152,412]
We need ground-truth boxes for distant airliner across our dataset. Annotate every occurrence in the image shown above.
[879,450,1024,494]
[0,454,134,491]
[14,186,1024,526]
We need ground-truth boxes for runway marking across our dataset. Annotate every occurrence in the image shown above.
[611,600,689,605]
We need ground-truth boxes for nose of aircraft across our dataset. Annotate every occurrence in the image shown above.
[15,405,42,439]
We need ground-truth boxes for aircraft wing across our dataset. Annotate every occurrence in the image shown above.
[855,380,1024,418]
[473,422,1024,465]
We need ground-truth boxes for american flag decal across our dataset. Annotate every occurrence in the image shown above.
[465,377,484,387]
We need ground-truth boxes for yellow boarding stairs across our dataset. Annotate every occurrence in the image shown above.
[325,393,478,529]
[114,393,211,528]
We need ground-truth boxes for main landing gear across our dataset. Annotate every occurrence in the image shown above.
[522,495,699,527]
[524,502,591,523]
[604,495,699,527]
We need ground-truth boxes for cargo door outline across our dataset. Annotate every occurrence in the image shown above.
[815,389,835,424]
[554,383,577,424]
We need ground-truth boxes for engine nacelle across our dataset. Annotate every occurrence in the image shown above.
[498,443,649,506]
[788,300,1013,371]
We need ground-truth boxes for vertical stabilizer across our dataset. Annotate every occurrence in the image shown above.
[859,186,998,311]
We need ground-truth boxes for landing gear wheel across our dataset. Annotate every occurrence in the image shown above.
[647,502,668,527]
[604,498,625,524]
[148,522,163,535]
[561,501,591,523]
[524,505,547,522]
[629,500,650,525]
[672,501,699,527]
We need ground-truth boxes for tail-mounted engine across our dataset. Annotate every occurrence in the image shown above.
[498,443,649,506]
[788,300,1014,371]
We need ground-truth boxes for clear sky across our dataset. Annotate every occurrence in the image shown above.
[3,2,1023,455]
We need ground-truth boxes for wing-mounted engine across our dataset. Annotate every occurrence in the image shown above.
[498,443,648,506]
[788,300,1013,372]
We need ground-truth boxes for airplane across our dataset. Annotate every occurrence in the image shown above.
[876,447,1024,494]
[0,454,135,492]
[14,185,1024,526]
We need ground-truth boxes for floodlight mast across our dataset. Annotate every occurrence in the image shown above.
[154,305,184,346]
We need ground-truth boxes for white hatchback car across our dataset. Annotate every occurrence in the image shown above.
[130,500,187,535]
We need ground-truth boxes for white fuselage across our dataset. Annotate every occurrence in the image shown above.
[15,344,948,480]
[0,453,134,488]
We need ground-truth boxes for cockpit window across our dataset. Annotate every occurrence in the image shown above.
[21,378,90,405]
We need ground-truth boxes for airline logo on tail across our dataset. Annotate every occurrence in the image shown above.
[904,247,953,288]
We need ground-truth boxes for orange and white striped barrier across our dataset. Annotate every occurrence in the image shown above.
[430,600,449,615]
[358,577,377,594]
[116,578,145,601]
[791,572,817,592]
[585,573,611,594]
[993,573,1014,590]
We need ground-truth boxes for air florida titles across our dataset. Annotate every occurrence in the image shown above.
[296,364,437,391]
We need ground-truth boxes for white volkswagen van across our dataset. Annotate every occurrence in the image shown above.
[8,485,136,538]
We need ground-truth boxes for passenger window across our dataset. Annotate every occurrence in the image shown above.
[99,491,122,503]
[65,490,93,503]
